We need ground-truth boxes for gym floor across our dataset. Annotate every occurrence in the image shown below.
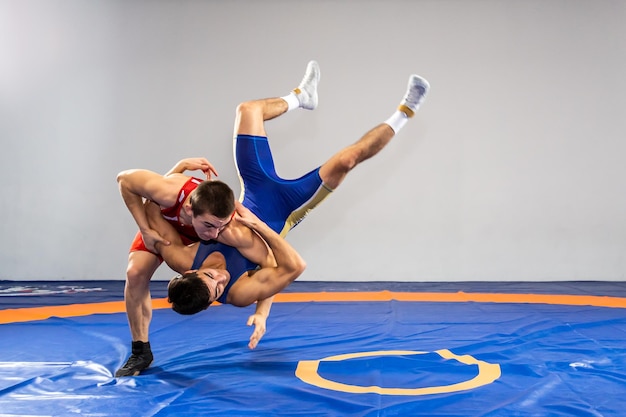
[1,280,625,416]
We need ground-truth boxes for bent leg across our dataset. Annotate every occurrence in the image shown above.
[233,98,289,137]
[232,60,320,137]
[232,62,323,230]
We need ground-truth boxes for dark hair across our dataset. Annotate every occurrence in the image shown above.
[189,180,235,218]
[167,271,212,315]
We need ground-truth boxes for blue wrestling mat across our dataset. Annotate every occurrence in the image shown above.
[1,281,625,416]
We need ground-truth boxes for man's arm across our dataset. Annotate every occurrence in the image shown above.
[117,169,191,250]
[164,157,218,178]
[145,201,197,273]
[118,159,217,251]
[228,203,304,347]
[225,202,306,306]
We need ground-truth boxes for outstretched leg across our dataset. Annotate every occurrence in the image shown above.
[233,60,321,137]
[319,74,430,189]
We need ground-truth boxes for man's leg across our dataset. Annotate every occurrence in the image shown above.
[115,250,160,377]
[233,60,320,137]
[232,61,323,231]
[319,74,430,189]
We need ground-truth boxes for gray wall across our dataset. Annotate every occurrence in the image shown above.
[1,0,625,281]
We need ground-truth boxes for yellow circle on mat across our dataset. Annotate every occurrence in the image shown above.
[295,349,501,396]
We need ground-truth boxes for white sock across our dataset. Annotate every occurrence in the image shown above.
[384,110,409,134]
[281,92,300,112]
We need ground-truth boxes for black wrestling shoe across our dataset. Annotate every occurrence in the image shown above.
[115,341,153,377]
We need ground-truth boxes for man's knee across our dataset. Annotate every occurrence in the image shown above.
[125,261,155,289]
[334,150,360,173]
[235,101,262,119]
[235,100,266,137]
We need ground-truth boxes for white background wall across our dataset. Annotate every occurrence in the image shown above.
[1,0,625,282]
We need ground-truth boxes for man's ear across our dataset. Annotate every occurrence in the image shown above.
[183,203,193,218]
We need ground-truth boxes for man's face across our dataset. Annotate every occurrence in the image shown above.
[191,211,234,240]
[195,268,230,303]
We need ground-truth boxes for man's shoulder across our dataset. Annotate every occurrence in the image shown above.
[152,174,195,207]
[163,174,198,193]
[219,221,257,247]
[164,172,194,182]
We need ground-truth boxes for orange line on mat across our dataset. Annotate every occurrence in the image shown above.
[272,291,626,308]
[0,299,171,325]
[1,291,625,325]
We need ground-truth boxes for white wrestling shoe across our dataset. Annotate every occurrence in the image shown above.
[294,60,320,110]
[398,74,430,118]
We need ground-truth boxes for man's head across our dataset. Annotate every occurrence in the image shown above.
[167,268,230,315]
[188,180,236,240]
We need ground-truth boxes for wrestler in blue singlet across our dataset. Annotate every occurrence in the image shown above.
[191,134,333,302]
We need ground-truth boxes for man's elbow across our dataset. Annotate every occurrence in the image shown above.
[294,256,307,276]
[116,170,129,185]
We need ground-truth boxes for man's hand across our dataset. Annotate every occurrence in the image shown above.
[166,157,218,180]
[184,157,218,180]
[234,201,260,229]
[141,228,171,253]
[246,313,267,349]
